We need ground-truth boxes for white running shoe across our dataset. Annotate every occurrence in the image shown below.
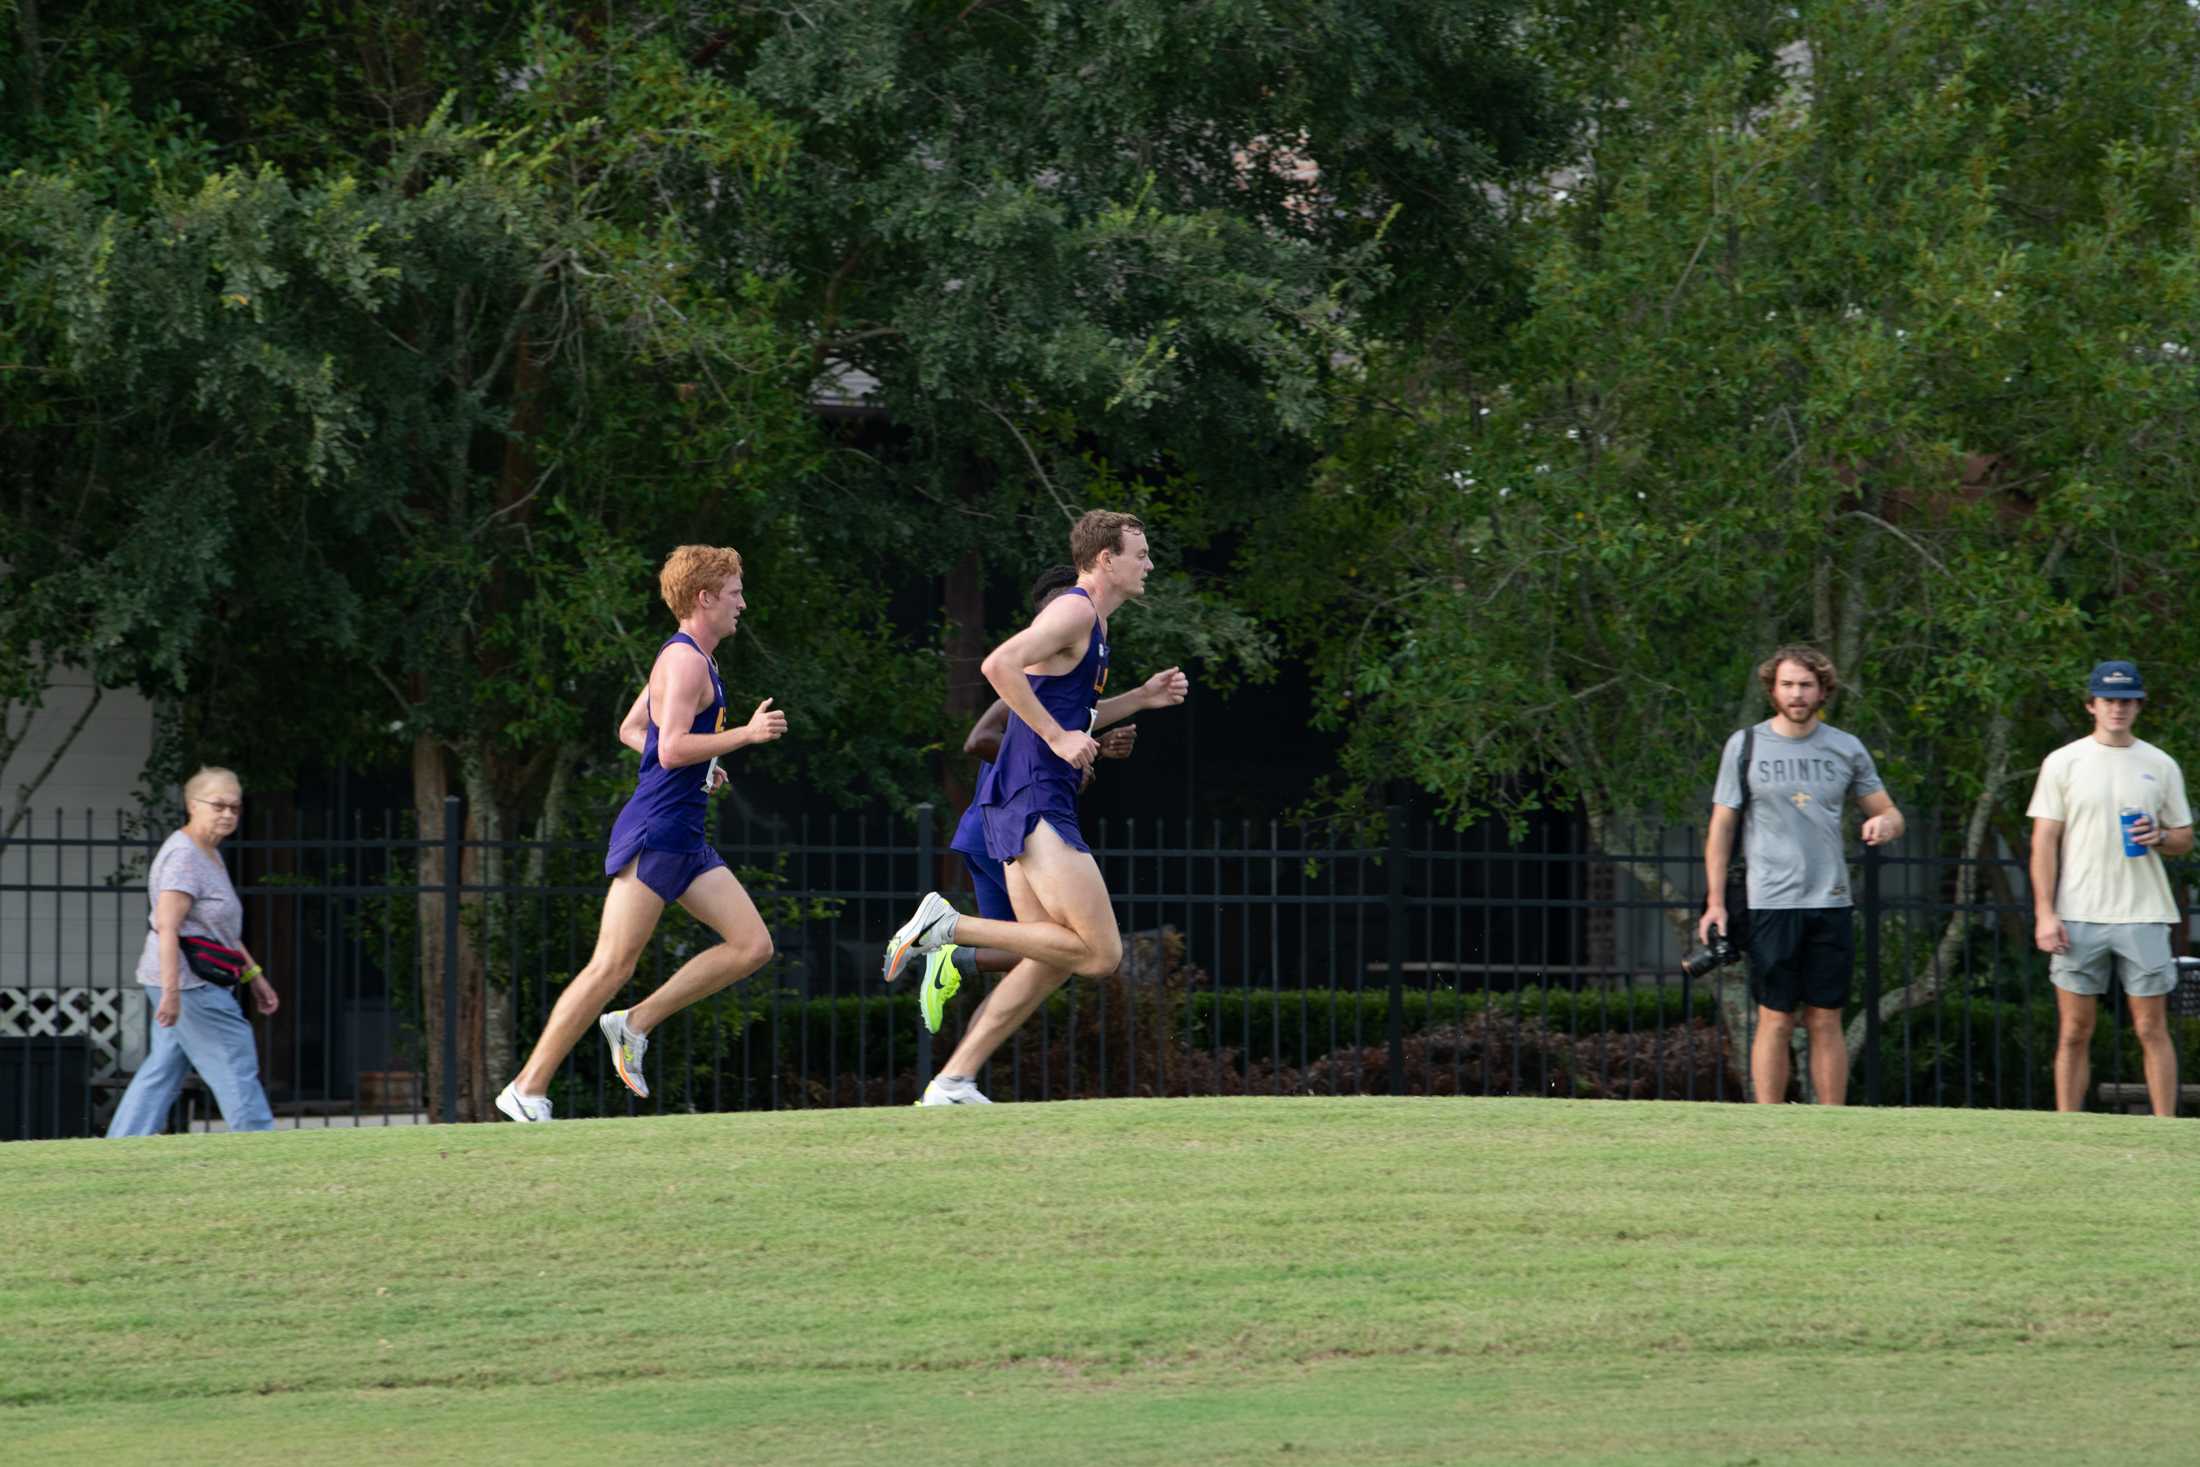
[495,1083,554,1123]
[883,891,960,984]
[600,1009,650,1099]
[917,1075,992,1106]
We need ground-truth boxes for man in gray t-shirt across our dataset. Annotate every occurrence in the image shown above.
[1698,646,1905,1105]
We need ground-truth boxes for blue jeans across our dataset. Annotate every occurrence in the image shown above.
[106,984,275,1136]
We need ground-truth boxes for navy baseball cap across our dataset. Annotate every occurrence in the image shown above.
[2088,660,2145,699]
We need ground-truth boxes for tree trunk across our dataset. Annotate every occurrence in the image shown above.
[1833,523,2076,1061]
[1834,547,1868,706]
[1733,607,1776,730]
[527,741,584,888]
[939,543,986,886]
[456,748,505,1122]
[1844,712,2012,1060]
[413,733,455,1120]
[16,0,43,116]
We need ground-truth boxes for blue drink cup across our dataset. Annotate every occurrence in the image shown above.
[2120,806,2148,857]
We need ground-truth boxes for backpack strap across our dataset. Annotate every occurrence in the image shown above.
[1736,725,1755,816]
[1718,725,1758,941]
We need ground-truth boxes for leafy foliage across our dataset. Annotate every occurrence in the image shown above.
[3,2,1572,826]
[1261,0,2200,840]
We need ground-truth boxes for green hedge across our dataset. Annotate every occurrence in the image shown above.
[1179,986,1721,1070]
[576,983,2200,1113]
[700,983,1720,1073]
[1861,997,2200,1109]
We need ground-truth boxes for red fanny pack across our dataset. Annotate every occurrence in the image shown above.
[179,935,250,986]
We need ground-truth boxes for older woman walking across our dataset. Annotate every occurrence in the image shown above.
[107,766,280,1136]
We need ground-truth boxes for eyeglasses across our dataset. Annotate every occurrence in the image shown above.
[192,798,244,815]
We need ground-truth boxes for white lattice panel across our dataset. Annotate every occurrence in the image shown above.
[0,988,127,1077]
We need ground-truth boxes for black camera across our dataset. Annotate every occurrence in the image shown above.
[1681,923,1742,979]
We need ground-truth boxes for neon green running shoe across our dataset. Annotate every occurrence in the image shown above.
[919,945,964,1033]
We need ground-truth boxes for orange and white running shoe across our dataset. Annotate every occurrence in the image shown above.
[600,1009,651,1099]
[882,892,959,985]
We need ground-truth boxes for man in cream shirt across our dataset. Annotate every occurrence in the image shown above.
[2028,660,2192,1116]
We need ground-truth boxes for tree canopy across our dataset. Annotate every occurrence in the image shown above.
[16,0,2200,879]
[1262,0,2200,838]
[2,1,1571,832]
[1243,0,2200,1052]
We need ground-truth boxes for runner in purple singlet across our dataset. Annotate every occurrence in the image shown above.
[496,545,789,1122]
[883,511,1188,1105]
[925,564,1186,1031]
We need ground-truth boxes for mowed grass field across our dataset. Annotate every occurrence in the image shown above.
[5,1099,2197,1466]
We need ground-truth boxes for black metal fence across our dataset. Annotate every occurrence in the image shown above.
[4,798,2196,1138]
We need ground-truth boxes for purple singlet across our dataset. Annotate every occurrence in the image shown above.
[972,588,1110,862]
[605,633,729,901]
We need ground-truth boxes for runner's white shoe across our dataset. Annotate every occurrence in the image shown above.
[917,1075,992,1106]
[600,1009,650,1099]
[883,891,960,985]
[495,1083,554,1123]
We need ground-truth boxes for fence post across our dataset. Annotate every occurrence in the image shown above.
[442,793,461,1125]
[915,802,935,1091]
[1387,803,1407,1097]
[1861,840,1882,1105]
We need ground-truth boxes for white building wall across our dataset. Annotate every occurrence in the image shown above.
[1,670,158,1070]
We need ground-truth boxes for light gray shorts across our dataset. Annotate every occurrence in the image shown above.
[2050,921,2178,999]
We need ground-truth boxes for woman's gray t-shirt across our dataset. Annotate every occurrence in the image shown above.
[1712,720,1886,910]
[135,830,245,988]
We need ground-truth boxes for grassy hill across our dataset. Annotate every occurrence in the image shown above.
[5,1098,2197,1465]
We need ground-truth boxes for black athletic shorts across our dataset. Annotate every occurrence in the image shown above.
[1746,907,1853,1014]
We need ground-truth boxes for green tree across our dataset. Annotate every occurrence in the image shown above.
[6,2,1577,815]
[1262,0,2200,1063]
[672,0,1574,809]
[0,157,408,831]
[1,21,822,1114]
[4,1,1577,1113]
